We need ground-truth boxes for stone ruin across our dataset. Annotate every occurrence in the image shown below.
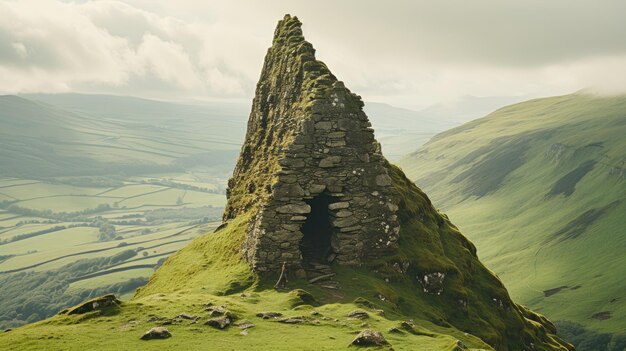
[224,15,400,275]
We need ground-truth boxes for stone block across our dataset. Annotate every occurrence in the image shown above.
[319,156,342,168]
[309,184,326,194]
[375,174,392,187]
[329,202,350,210]
[282,223,301,232]
[335,210,353,218]
[276,203,311,214]
[314,121,332,130]
[333,216,360,228]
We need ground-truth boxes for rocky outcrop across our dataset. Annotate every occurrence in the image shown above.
[225,15,399,274]
[61,294,120,315]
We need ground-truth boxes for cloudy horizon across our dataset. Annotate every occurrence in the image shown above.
[1,0,625,109]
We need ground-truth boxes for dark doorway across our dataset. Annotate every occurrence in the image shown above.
[300,192,335,265]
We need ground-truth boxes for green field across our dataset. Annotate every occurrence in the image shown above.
[399,93,626,344]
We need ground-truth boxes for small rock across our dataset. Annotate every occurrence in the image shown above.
[276,203,311,214]
[328,202,350,210]
[256,312,283,319]
[206,305,227,317]
[236,321,256,329]
[375,174,392,187]
[205,316,232,330]
[351,329,389,346]
[240,329,249,336]
[278,316,315,324]
[140,327,171,340]
[347,310,369,320]
[176,313,198,320]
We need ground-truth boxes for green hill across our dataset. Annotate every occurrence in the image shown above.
[398,93,626,347]
[0,15,573,351]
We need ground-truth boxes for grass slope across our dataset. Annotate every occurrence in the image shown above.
[398,93,626,337]
[0,163,571,351]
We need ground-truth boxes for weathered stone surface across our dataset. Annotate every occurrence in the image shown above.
[140,327,171,340]
[206,305,227,317]
[375,174,392,187]
[278,316,316,324]
[275,184,305,197]
[328,202,350,210]
[276,203,311,214]
[315,121,332,130]
[347,310,369,320]
[237,321,256,330]
[176,313,199,320]
[64,294,120,315]
[256,312,283,319]
[335,210,353,217]
[333,216,360,228]
[319,156,342,168]
[309,184,326,193]
[205,316,232,330]
[351,330,389,346]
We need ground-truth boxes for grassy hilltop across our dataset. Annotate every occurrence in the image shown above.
[0,165,571,351]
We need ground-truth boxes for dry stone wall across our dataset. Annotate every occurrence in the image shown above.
[225,15,400,274]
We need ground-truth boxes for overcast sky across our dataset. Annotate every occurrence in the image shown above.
[1,0,625,109]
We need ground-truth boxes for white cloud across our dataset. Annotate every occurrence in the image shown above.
[0,0,260,99]
[0,0,625,107]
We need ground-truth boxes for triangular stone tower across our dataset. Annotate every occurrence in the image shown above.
[225,15,400,274]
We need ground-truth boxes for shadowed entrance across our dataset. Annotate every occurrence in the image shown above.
[300,192,335,265]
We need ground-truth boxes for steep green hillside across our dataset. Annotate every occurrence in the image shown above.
[399,93,626,343]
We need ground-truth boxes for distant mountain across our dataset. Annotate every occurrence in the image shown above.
[11,93,513,165]
[1,94,248,178]
[399,93,626,348]
[365,95,532,160]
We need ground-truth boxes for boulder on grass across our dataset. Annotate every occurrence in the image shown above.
[140,327,171,340]
[205,316,232,329]
[64,294,121,315]
[351,329,389,347]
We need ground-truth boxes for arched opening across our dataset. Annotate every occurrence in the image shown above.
[300,192,335,266]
